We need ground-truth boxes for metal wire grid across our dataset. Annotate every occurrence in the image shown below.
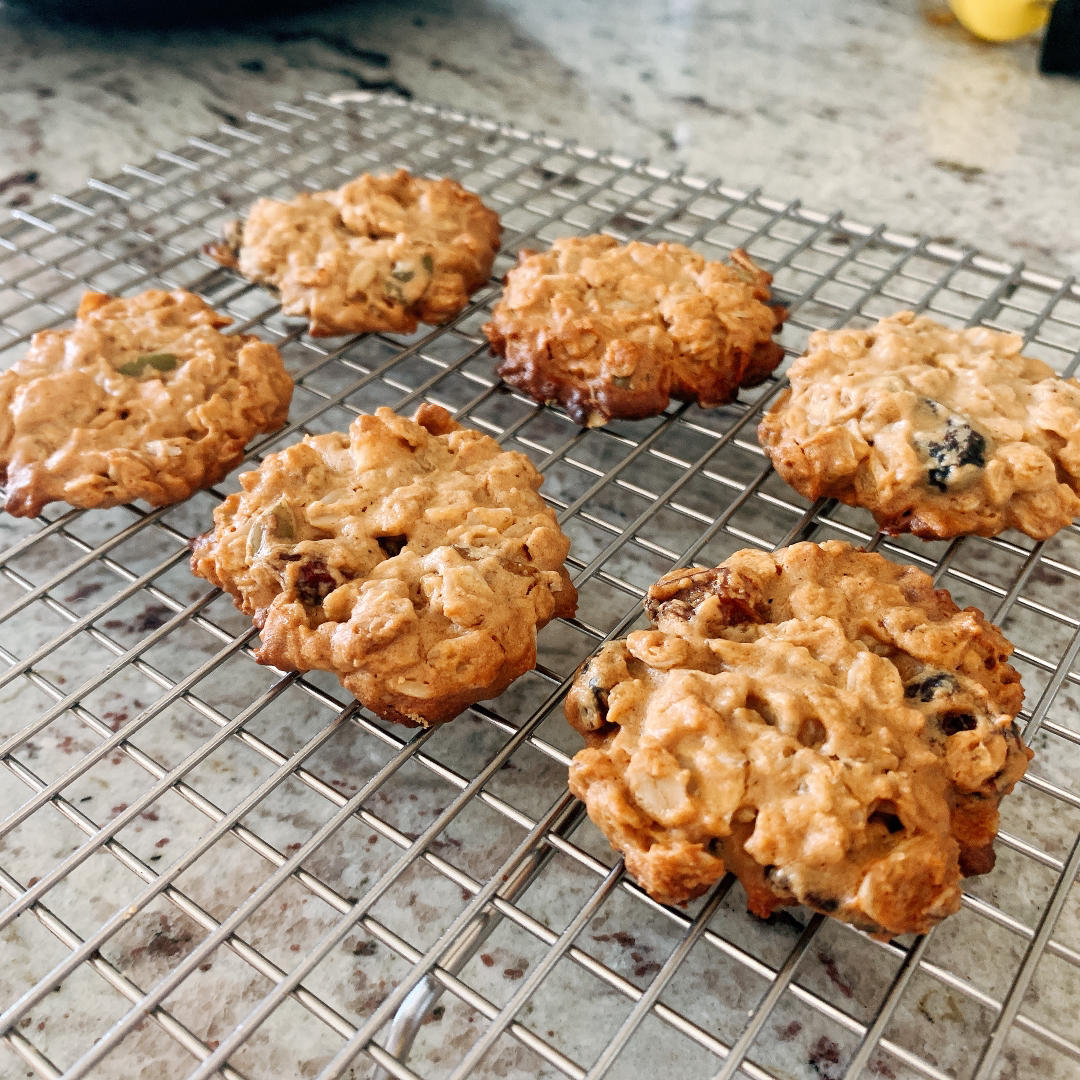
[0,92,1077,1080]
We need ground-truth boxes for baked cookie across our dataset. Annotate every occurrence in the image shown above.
[483,236,786,427]
[758,311,1080,539]
[191,404,577,727]
[0,290,292,517]
[208,169,501,337]
[565,541,1030,938]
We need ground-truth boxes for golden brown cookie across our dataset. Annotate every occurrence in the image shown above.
[483,236,786,427]
[191,404,577,727]
[757,311,1080,539]
[565,541,1030,938]
[0,290,293,517]
[208,169,501,337]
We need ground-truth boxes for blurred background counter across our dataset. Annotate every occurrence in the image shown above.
[1,0,1079,276]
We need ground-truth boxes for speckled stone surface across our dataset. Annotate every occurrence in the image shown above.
[1,0,1080,276]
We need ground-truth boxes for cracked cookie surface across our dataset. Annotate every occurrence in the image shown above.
[757,311,1080,539]
[565,541,1030,937]
[209,169,501,337]
[483,236,786,427]
[191,404,577,727]
[0,290,293,517]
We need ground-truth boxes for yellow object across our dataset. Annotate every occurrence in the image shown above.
[947,0,1052,40]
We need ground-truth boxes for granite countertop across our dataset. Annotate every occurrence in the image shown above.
[2,0,1080,278]
[2,4,1080,1080]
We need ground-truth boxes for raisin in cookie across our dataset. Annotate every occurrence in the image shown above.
[0,290,292,517]
[565,541,1030,938]
[758,311,1080,539]
[209,169,501,337]
[483,236,786,427]
[191,404,577,727]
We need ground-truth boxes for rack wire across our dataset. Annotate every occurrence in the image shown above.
[0,92,1078,1080]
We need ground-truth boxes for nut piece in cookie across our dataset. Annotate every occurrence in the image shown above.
[565,541,1030,938]
[758,310,1080,539]
[191,404,577,727]
[483,236,786,427]
[0,290,293,517]
[208,169,501,337]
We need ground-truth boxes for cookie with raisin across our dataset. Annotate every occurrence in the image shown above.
[208,169,501,337]
[757,311,1080,539]
[191,404,577,727]
[0,290,292,517]
[483,236,786,427]
[565,541,1030,938]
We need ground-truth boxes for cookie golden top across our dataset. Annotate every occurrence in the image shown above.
[211,169,501,337]
[191,405,577,727]
[565,541,1029,937]
[484,236,785,427]
[758,311,1080,539]
[0,290,292,517]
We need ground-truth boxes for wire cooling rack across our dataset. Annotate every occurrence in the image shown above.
[0,92,1078,1080]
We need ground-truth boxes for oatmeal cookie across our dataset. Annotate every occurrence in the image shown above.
[191,404,577,727]
[209,169,501,337]
[758,311,1080,539]
[0,290,292,517]
[565,541,1030,938]
[483,236,786,427]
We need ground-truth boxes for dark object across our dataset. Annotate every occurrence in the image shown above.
[925,417,986,492]
[904,672,957,702]
[7,0,340,24]
[1041,0,1080,75]
[296,560,337,607]
[375,534,407,559]
[940,712,979,736]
